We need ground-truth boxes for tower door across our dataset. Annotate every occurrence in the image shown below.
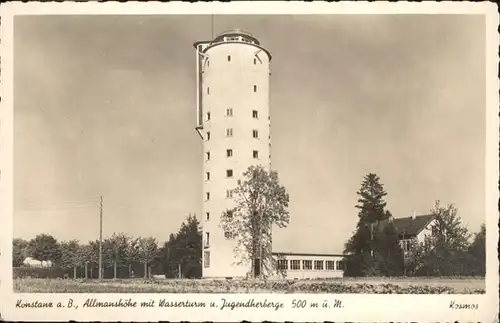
[254,258,261,278]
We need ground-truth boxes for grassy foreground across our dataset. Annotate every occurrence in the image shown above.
[14,277,485,294]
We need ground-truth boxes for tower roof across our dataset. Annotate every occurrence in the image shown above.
[193,28,272,61]
[215,29,260,44]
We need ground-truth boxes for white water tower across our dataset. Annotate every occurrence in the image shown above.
[193,29,272,278]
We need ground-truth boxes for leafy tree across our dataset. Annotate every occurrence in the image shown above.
[13,238,29,267]
[406,201,471,276]
[28,234,61,266]
[125,237,140,278]
[220,165,290,279]
[344,173,399,277]
[131,237,159,278]
[405,236,430,276]
[160,215,202,278]
[80,241,99,279]
[59,240,83,279]
[467,223,485,276]
[103,233,131,279]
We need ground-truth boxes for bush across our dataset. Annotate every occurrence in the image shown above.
[13,266,83,279]
[13,277,486,294]
[13,263,163,280]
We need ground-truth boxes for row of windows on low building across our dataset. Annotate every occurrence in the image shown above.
[206,109,263,120]
[207,84,258,95]
[202,255,345,271]
[277,259,345,271]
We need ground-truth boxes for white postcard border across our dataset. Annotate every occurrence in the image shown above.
[0,2,498,322]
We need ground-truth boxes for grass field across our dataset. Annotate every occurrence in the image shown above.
[13,277,486,294]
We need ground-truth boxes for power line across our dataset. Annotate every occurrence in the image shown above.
[17,199,100,210]
[18,204,98,210]
[18,198,99,204]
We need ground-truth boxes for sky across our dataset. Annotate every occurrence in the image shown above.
[13,14,486,253]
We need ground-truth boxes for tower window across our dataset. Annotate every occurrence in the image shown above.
[252,110,258,119]
[254,58,257,65]
[204,251,210,268]
[206,192,210,201]
[252,130,259,138]
[227,55,231,62]
[206,132,210,141]
[205,152,210,161]
[205,172,210,181]
[207,87,210,95]
[226,108,233,117]
[205,212,210,221]
[253,85,257,92]
[253,150,259,159]
[226,149,233,157]
[205,232,210,247]
[226,128,233,137]
[226,169,233,178]
[206,112,211,121]
[226,189,233,199]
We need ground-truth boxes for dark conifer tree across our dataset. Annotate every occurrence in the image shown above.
[160,214,202,278]
[373,218,405,277]
[344,173,402,276]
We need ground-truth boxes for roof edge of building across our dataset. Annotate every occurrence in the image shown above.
[272,252,346,258]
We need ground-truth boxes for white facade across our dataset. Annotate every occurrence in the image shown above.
[273,253,345,279]
[416,218,438,241]
[194,30,272,278]
[399,217,438,255]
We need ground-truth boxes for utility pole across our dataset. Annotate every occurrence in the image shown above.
[178,263,181,279]
[98,196,103,280]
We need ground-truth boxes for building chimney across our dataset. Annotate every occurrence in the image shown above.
[412,211,416,220]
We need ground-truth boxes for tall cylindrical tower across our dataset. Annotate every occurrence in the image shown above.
[194,30,272,278]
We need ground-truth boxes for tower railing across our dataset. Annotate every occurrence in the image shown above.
[216,28,255,37]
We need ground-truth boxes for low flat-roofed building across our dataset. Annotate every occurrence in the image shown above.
[272,252,345,279]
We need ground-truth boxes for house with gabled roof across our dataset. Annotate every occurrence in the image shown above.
[378,213,437,257]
